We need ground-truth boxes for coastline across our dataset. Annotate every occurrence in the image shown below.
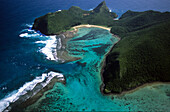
[100,34,121,95]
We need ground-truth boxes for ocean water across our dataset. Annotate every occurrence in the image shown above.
[0,0,170,111]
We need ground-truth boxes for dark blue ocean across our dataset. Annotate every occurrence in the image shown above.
[0,0,170,111]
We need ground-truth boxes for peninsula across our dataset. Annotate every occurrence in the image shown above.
[32,1,170,94]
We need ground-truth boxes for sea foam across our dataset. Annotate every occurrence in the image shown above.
[19,24,61,61]
[40,35,58,61]
[0,71,64,111]
[19,33,40,38]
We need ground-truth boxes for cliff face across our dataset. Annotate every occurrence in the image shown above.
[32,1,117,35]
[103,11,170,93]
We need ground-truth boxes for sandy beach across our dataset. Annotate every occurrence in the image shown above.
[72,24,111,31]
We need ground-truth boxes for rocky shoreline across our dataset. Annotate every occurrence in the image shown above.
[4,74,65,112]
[56,30,81,63]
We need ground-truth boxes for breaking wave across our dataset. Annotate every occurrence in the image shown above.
[19,24,63,61]
[0,71,64,111]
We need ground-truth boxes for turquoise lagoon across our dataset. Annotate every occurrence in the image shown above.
[23,28,170,111]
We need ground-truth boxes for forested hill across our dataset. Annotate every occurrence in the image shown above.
[32,1,117,35]
[103,10,170,93]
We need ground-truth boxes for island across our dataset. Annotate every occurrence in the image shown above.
[32,1,170,94]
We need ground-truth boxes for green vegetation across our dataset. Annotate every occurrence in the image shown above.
[32,1,117,35]
[103,10,170,93]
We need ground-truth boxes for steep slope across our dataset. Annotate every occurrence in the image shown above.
[93,1,109,13]
[32,1,117,35]
[102,11,170,93]
[84,1,117,26]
